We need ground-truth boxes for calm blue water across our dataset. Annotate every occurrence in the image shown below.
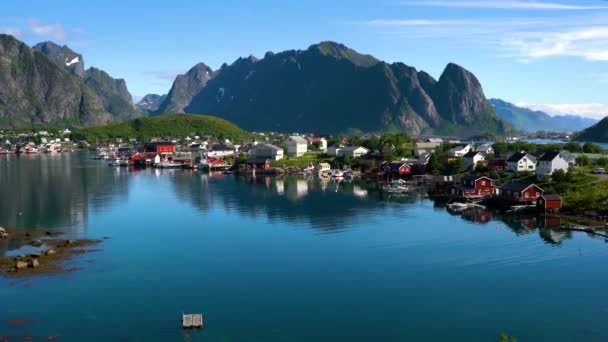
[1,153,608,341]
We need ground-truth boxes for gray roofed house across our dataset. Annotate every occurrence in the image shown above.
[506,151,537,172]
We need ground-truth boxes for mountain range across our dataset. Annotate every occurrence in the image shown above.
[1,33,602,136]
[575,117,608,142]
[490,99,597,133]
[0,34,141,128]
[142,41,511,136]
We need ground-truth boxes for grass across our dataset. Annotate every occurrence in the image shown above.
[270,152,334,168]
[71,113,251,142]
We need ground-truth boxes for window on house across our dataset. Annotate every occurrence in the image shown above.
[481,181,486,186]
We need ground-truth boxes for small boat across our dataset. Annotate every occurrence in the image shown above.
[331,170,344,178]
[108,159,121,166]
[385,184,409,194]
[156,161,183,169]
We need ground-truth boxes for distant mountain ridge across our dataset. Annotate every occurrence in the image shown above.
[153,41,512,136]
[490,99,597,132]
[136,94,166,112]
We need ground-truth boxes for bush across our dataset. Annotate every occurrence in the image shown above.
[576,155,591,166]
[583,142,604,154]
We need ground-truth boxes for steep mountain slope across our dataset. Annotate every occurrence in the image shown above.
[84,67,139,120]
[154,63,214,114]
[32,40,140,121]
[136,94,166,112]
[490,99,597,132]
[164,41,510,135]
[574,117,608,142]
[0,34,113,127]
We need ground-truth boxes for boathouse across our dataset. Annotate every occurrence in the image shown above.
[382,161,411,176]
[500,182,544,202]
[537,194,562,211]
[452,175,496,198]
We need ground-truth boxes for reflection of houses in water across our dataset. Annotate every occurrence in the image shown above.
[539,216,571,245]
[275,179,285,195]
[520,217,538,230]
[285,179,309,199]
[460,208,492,224]
[352,185,368,198]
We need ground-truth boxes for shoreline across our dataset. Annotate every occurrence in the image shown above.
[0,228,105,278]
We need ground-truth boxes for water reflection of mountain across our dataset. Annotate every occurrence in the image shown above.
[169,174,418,230]
[0,153,129,230]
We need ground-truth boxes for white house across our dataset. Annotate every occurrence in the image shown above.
[285,135,308,157]
[315,162,331,172]
[536,151,574,180]
[250,143,284,161]
[507,151,537,172]
[337,146,369,158]
[207,143,235,158]
[476,143,494,155]
[463,151,485,170]
[450,144,473,157]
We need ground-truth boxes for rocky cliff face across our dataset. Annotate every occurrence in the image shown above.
[136,94,166,112]
[0,34,113,127]
[32,40,140,121]
[32,41,85,78]
[84,67,139,120]
[154,63,214,114]
[168,41,510,135]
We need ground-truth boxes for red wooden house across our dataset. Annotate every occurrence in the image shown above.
[382,161,412,176]
[489,158,507,171]
[144,141,174,154]
[537,194,562,211]
[452,175,496,198]
[207,158,227,167]
[500,182,544,202]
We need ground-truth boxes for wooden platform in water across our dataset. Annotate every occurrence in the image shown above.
[182,314,203,328]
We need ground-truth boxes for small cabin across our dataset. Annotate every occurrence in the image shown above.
[144,141,175,154]
[537,194,562,211]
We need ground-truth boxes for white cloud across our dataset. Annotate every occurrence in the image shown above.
[361,19,472,27]
[27,19,68,41]
[144,70,184,80]
[503,26,608,62]
[406,1,608,10]
[515,102,608,119]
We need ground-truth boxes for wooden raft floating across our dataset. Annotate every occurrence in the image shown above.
[182,313,204,328]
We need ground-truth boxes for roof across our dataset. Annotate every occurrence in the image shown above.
[462,175,492,183]
[560,150,576,162]
[463,151,483,159]
[507,151,536,163]
[541,194,562,201]
[340,146,369,152]
[501,182,543,193]
[317,162,331,167]
[415,142,441,149]
[538,151,561,162]
[451,143,471,149]
[252,143,283,152]
[477,144,493,151]
[288,136,308,144]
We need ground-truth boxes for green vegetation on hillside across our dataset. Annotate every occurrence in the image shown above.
[575,117,608,142]
[71,113,251,142]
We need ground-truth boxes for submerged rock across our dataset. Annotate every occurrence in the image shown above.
[15,261,28,270]
[45,249,56,256]
[29,259,39,268]
[30,239,43,247]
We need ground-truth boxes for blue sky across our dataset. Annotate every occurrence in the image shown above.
[2,0,608,118]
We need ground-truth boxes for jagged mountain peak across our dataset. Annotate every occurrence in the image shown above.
[32,40,85,78]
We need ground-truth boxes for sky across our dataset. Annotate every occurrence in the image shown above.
[1,0,608,119]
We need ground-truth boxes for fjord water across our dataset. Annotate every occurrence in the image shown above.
[1,153,608,341]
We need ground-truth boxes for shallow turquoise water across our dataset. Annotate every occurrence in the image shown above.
[1,153,608,341]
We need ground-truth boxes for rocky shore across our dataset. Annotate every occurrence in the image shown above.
[0,227,105,277]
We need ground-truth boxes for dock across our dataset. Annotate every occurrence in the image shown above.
[182,314,204,328]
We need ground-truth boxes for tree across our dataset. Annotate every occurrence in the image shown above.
[427,153,442,175]
[597,157,608,166]
[583,142,603,154]
[381,144,396,161]
[552,169,567,182]
[576,155,591,166]
[564,142,583,153]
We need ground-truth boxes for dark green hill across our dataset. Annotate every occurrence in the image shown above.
[71,113,251,141]
[574,117,608,142]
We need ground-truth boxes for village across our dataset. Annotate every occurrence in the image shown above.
[2,127,608,221]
